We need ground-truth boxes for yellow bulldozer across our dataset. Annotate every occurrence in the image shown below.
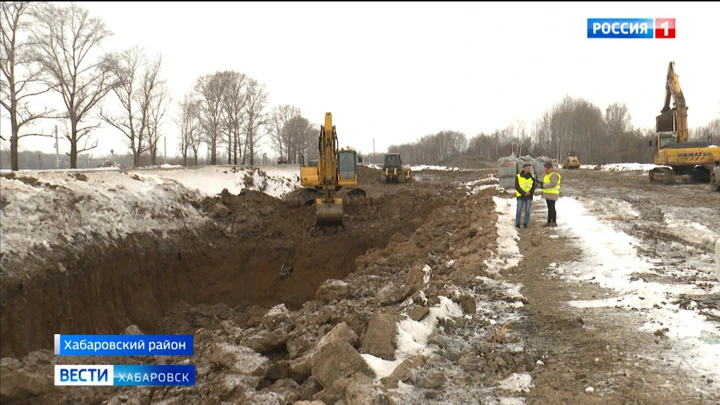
[381,153,412,183]
[563,152,581,169]
[649,61,720,184]
[298,112,366,226]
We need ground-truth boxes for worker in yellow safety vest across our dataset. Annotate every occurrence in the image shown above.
[514,163,536,228]
[540,161,561,227]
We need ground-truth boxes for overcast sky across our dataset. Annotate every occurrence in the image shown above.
[2,1,720,159]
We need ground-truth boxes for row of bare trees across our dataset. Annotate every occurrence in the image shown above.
[265,106,321,164]
[2,2,119,170]
[99,46,169,167]
[2,1,307,171]
[391,95,718,166]
[5,2,717,171]
[1,2,175,170]
[388,130,468,166]
[175,71,269,166]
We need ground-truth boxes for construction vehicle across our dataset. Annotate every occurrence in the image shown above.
[649,61,720,184]
[562,152,581,169]
[298,112,366,226]
[381,153,411,183]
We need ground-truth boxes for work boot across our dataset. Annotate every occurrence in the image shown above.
[516,224,521,229]
[550,222,557,227]
[543,222,551,228]
[523,224,528,228]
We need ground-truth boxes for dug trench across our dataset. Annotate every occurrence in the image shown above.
[0,176,449,360]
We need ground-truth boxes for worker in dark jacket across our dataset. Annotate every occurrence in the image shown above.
[515,163,536,228]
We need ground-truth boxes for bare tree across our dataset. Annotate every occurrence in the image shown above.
[218,70,247,165]
[242,78,268,165]
[605,103,632,138]
[146,59,170,165]
[29,2,117,168]
[284,115,315,163]
[99,46,151,167]
[177,91,200,166]
[1,1,53,171]
[194,72,224,165]
[267,104,301,160]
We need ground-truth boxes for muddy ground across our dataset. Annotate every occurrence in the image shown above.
[1,164,718,404]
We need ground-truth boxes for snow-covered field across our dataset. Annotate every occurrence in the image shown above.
[0,165,301,262]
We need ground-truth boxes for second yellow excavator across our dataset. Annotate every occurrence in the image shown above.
[298,112,366,226]
[649,61,720,183]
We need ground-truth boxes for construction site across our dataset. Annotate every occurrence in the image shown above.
[3,0,720,402]
[1,151,719,404]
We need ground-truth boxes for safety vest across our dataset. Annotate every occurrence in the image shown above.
[516,174,534,197]
[543,172,561,195]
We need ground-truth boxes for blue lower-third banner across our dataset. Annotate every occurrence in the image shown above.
[54,364,195,386]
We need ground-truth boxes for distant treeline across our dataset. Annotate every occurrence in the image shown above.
[387,96,720,166]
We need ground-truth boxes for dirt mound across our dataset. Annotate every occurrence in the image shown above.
[356,164,383,185]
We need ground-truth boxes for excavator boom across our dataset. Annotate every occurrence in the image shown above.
[656,61,688,143]
[315,112,344,225]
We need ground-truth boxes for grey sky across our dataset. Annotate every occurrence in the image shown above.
[2,1,719,159]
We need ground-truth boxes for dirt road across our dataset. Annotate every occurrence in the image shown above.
[1,164,718,404]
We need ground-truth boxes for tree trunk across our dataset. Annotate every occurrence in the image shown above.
[227,133,232,165]
[70,120,78,169]
[10,114,19,171]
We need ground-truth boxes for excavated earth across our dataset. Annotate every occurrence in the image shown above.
[1,164,719,404]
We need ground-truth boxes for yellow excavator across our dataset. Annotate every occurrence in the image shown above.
[649,61,720,184]
[299,112,366,226]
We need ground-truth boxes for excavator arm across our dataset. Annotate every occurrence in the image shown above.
[318,112,338,203]
[315,112,344,225]
[657,61,688,142]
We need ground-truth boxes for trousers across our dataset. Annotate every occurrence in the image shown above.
[516,198,532,226]
[546,199,556,223]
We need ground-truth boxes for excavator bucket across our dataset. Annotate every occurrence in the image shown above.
[315,198,344,226]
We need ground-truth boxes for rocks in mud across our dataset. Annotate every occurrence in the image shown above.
[262,303,294,329]
[408,305,430,321]
[316,279,350,302]
[250,378,301,403]
[380,354,427,389]
[0,358,53,402]
[360,313,400,360]
[406,264,429,285]
[286,322,360,382]
[238,327,289,355]
[123,324,144,335]
[376,282,416,305]
[311,341,375,392]
[343,372,376,404]
[211,203,230,219]
[460,294,477,314]
[209,343,269,382]
[413,369,447,389]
